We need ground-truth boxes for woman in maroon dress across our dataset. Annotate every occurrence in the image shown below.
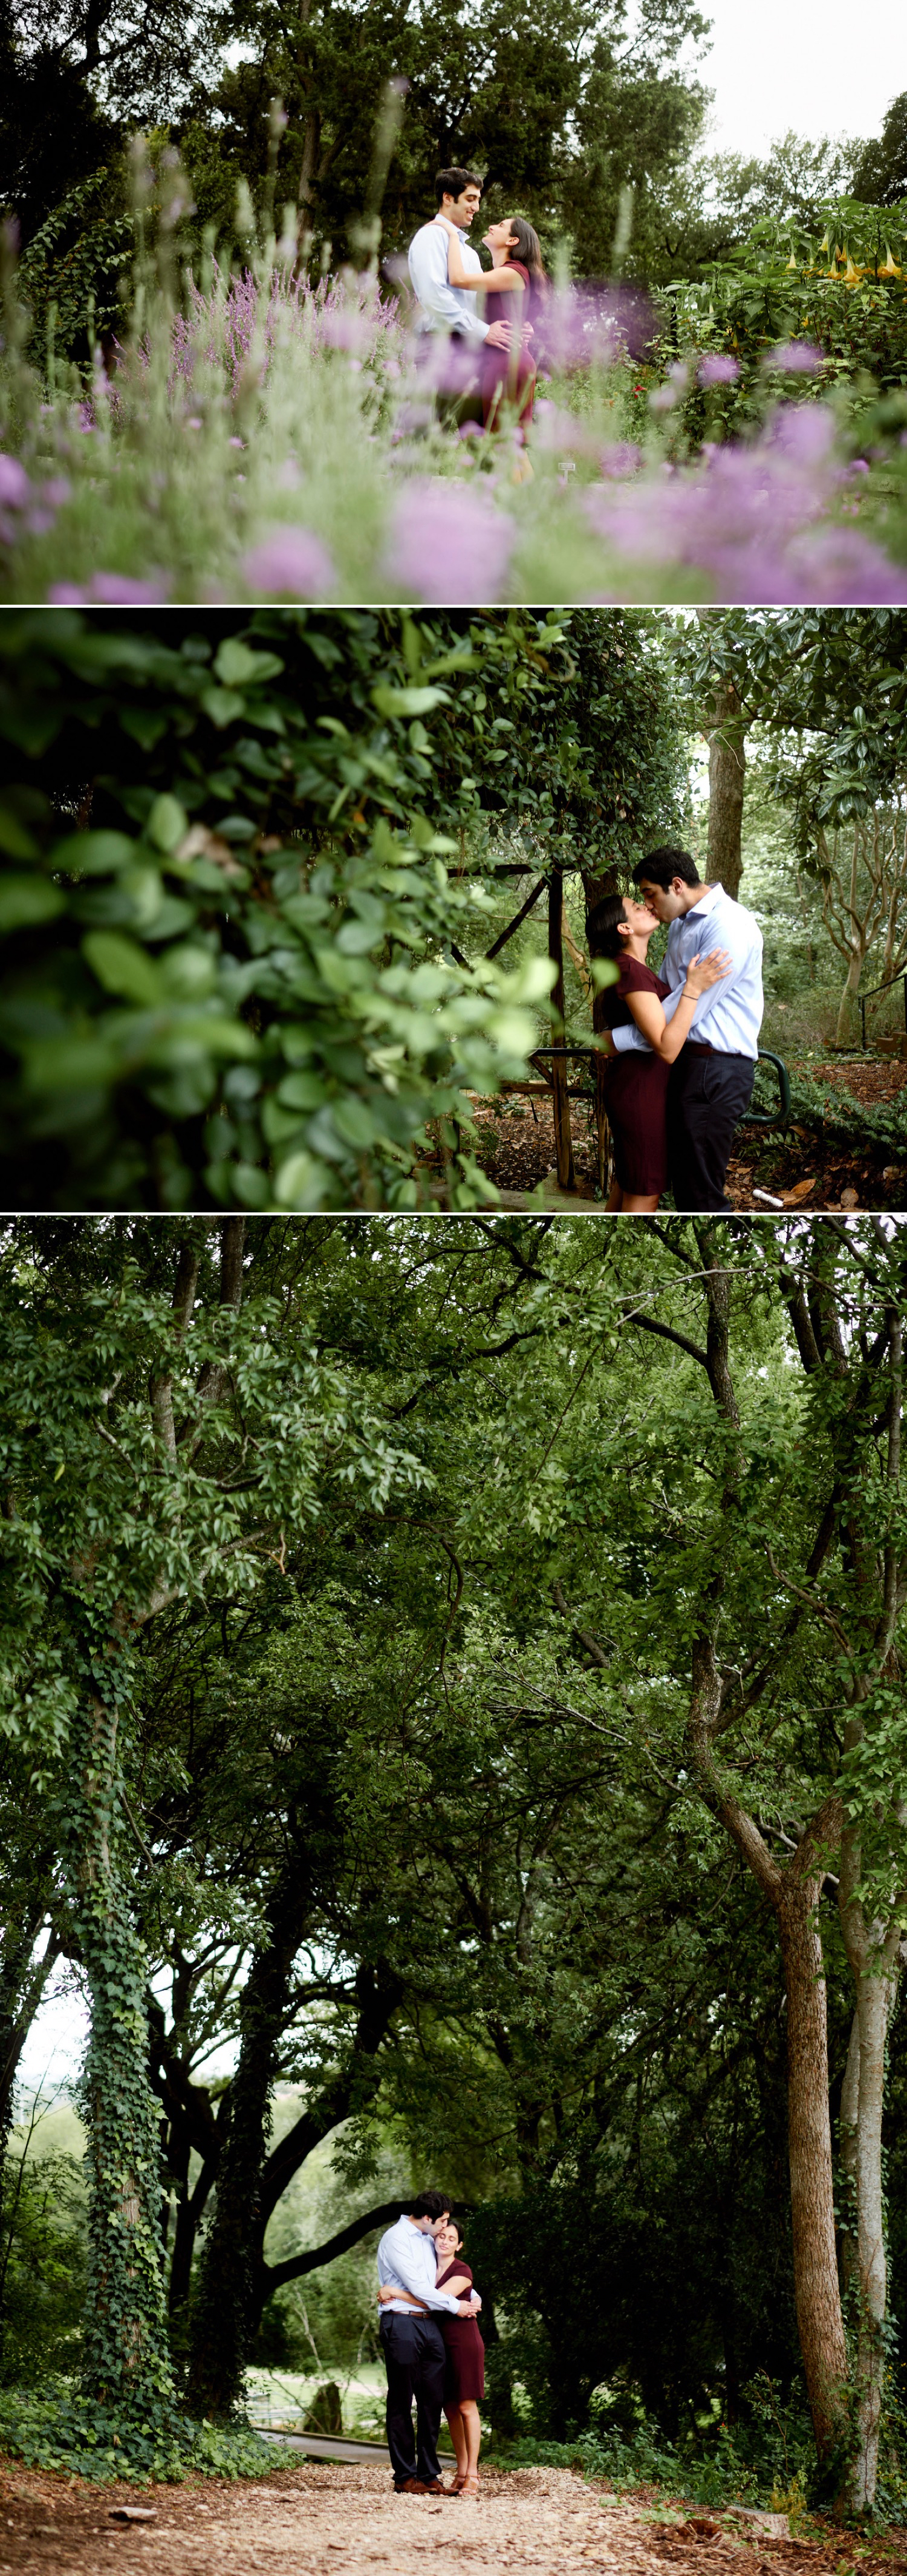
[433,2220,484,2493]
[588,891,732,1212]
[437,213,545,446]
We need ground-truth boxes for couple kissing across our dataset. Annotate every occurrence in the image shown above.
[377,2191,485,2496]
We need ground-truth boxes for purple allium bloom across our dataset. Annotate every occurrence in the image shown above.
[385,480,517,603]
[699,353,740,385]
[0,455,30,508]
[599,441,642,478]
[48,585,88,603]
[91,573,171,602]
[763,341,824,372]
[582,400,900,602]
[241,525,336,598]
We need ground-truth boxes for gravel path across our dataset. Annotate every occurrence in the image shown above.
[2,2461,906,2576]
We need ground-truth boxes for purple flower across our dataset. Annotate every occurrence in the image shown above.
[91,573,170,602]
[599,441,642,478]
[0,455,30,508]
[47,585,88,603]
[698,354,740,385]
[240,525,336,598]
[384,480,517,603]
[763,342,824,372]
[583,399,862,602]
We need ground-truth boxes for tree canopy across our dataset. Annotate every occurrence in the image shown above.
[3,1214,906,2512]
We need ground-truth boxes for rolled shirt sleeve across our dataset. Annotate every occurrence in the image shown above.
[408,221,489,343]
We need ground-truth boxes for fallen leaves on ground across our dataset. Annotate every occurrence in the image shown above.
[1,2460,906,2576]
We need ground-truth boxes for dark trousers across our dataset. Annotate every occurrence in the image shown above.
[667,1050,756,1212]
[380,2313,446,2487]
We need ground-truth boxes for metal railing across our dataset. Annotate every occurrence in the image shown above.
[859,971,907,1051]
[525,1044,791,1131]
[741,1049,791,1129]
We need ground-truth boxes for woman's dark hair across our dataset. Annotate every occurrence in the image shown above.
[634,845,701,891]
[436,168,482,205]
[504,216,547,294]
[586,891,630,961]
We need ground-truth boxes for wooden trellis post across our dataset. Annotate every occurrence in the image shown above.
[548,869,575,1192]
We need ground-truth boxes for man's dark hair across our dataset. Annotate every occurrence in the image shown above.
[409,2188,450,2220]
[634,846,701,891]
[435,169,482,206]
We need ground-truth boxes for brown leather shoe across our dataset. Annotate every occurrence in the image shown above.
[396,2479,431,2494]
[423,2482,454,2497]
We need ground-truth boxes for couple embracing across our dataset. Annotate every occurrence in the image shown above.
[408,168,544,442]
[377,2190,485,2497]
[593,846,764,1213]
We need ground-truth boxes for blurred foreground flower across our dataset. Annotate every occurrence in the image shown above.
[699,353,740,385]
[585,402,904,601]
[240,525,336,597]
[385,480,516,602]
[48,572,169,603]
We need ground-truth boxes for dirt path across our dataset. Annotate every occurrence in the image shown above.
[1,2462,906,2576]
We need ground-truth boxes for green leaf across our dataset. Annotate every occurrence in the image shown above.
[147,796,188,855]
[51,832,137,876]
[372,686,450,718]
[201,688,246,729]
[0,805,39,860]
[0,873,67,932]
[82,931,162,1005]
[213,642,285,688]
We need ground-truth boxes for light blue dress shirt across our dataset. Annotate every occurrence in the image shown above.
[376,2216,462,2315]
[608,882,764,1061]
[408,218,489,343]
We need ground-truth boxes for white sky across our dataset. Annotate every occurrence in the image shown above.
[696,0,899,159]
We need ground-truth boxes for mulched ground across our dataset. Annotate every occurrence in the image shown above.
[447,1060,907,1212]
[1,2460,905,2576]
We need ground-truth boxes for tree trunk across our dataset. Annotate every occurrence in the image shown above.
[835,943,865,1047]
[706,680,746,900]
[775,1878,850,2462]
[184,1933,291,2417]
[69,1694,175,2420]
[548,870,574,1192]
[838,1830,902,2508]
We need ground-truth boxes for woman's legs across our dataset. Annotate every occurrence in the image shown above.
[444,2404,468,2483]
[458,2399,481,2479]
[605,1183,660,1213]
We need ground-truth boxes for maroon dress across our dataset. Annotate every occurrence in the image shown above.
[480,263,536,431]
[599,957,671,1197]
[435,2260,485,2405]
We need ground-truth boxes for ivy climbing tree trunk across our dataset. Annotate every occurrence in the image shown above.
[68,1688,175,2418]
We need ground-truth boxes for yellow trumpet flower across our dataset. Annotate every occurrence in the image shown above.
[879,243,902,276]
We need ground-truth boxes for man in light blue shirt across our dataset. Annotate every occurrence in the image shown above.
[408,168,513,394]
[376,2190,481,2493]
[608,846,763,1210]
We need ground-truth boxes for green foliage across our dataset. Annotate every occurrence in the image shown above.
[0,2148,85,2385]
[671,203,907,429]
[0,2382,282,2482]
[16,169,134,359]
[0,608,682,1211]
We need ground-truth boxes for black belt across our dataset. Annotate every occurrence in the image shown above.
[685,1042,755,1062]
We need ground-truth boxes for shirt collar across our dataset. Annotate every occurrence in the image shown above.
[686,882,723,917]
